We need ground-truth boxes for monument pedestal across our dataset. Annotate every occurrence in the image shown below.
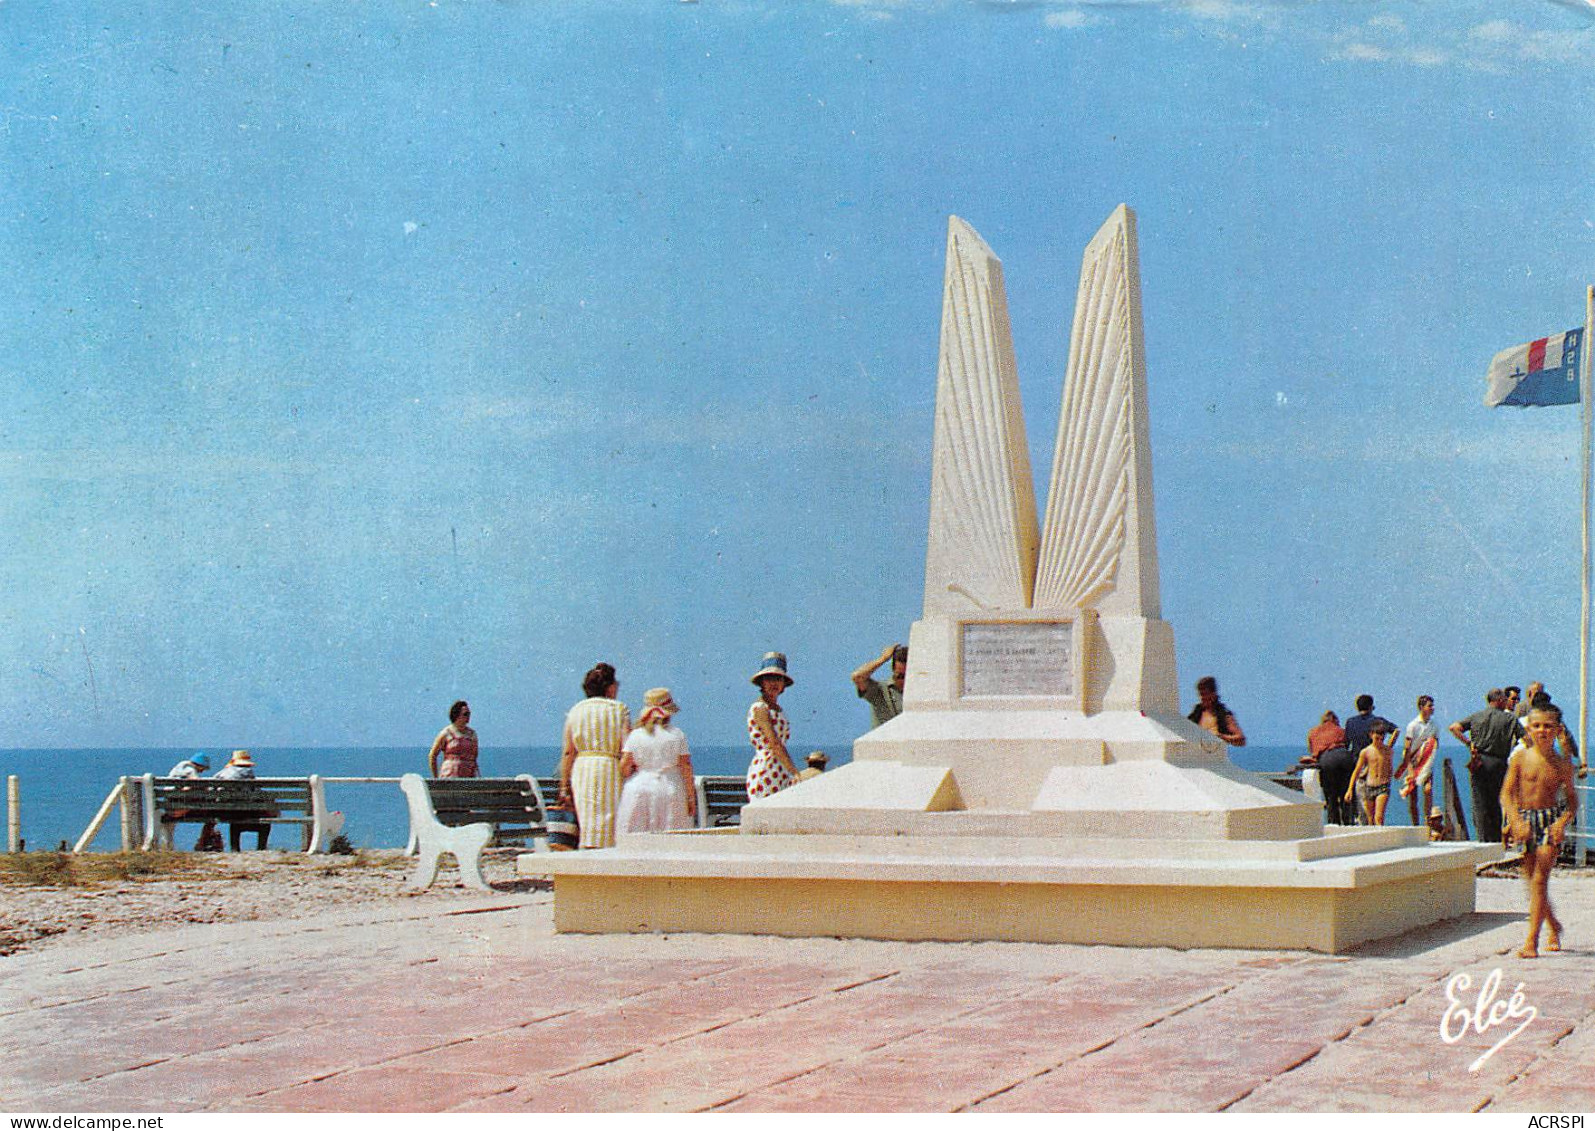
[518,822,1497,953]
[519,712,1497,953]
[521,707,1498,953]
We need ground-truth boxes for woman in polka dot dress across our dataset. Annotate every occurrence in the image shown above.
[746,651,799,799]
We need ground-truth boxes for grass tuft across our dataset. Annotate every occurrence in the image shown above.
[0,850,225,888]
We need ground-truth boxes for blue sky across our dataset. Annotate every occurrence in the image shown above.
[3,0,1593,751]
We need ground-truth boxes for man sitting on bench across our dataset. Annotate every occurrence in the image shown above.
[166,752,223,850]
[215,749,271,851]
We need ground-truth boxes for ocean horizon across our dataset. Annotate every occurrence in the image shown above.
[1,742,1439,853]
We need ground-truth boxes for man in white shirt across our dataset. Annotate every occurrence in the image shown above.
[1395,695,1438,825]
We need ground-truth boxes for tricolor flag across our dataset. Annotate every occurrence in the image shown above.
[1484,327,1584,407]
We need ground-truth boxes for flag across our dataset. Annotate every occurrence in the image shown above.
[1484,327,1583,407]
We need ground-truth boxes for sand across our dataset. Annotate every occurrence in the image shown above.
[0,849,537,957]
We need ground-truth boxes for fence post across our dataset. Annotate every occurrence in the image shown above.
[5,775,18,853]
[1578,782,1589,867]
[119,776,139,852]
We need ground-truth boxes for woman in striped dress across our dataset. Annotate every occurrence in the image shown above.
[746,651,799,799]
[559,662,631,849]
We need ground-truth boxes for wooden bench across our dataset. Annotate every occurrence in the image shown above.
[400,773,545,889]
[522,774,746,832]
[696,775,749,828]
[1261,771,1304,793]
[140,775,338,854]
[417,775,547,845]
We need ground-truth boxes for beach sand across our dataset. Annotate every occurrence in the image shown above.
[0,850,540,958]
[4,852,1595,1113]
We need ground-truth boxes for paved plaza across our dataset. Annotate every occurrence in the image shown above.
[4,873,1595,1113]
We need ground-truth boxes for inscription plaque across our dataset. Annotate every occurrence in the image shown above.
[960,621,1073,697]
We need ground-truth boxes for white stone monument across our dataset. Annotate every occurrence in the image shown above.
[520,207,1497,952]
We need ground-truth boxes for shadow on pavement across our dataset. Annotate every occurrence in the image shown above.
[1344,911,1522,959]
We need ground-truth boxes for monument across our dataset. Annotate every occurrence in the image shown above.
[520,206,1497,952]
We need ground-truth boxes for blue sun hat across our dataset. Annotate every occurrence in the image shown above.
[750,651,794,688]
[191,752,212,770]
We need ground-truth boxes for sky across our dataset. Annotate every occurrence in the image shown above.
[2,0,1593,751]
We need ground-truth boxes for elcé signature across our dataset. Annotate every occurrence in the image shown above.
[1440,968,1537,1072]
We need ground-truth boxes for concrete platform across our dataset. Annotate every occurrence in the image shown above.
[519,830,1501,953]
[7,872,1595,1112]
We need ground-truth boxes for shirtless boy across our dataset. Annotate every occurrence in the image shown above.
[1347,720,1395,826]
[1502,703,1578,958]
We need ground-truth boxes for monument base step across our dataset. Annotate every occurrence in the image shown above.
[517,833,1503,953]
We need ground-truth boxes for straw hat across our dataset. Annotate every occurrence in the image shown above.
[229,749,254,768]
[642,687,680,714]
[750,651,794,688]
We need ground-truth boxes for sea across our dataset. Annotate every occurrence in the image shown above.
[1,742,1447,853]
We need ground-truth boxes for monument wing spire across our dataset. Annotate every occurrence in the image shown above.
[922,217,1039,616]
[1034,205,1161,618]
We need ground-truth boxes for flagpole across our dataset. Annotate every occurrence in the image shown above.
[1580,284,1592,867]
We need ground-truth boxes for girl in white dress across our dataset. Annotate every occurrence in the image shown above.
[617,687,697,833]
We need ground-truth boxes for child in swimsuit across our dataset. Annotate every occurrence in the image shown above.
[1502,704,1578,959]
[1346,720,1396,826]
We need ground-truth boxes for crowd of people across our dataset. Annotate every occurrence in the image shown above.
[422,643,912,852]
[1299,683,1587,958]
[1299,684,1588,840]
[162,639,906,857]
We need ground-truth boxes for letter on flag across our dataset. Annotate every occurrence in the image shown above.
[1484,328,1583,407]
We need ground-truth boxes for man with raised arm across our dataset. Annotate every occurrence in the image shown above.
[853,643,908,729]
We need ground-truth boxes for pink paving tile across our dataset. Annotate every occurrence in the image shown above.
[7,999,168,1046]
[969,1031,1333,1114]
[725,1072,966,1113]
[1304,1084,1496,1114]
[1228,1042,1505,1113]
[1306,1008,1563,1084]
[961,1060,1156,1113]
[467,967,1042,1112]
[177,1030,398,1090]
[254,1064,511,1112]
[388,1023,644,1078]
[17,1025,467,1113]
[2,1046,178,1092]
[107,1016,303,1059]
[396,963,902,1081]
[1050,971,1230,1005]
[492,1072,712,1113]
[348,999,571,1039]
[612,1003,1095,1111]
[34,1053,290,1109]
[716,1087,899,1114]
[1489,1078,1595,1113]
[441,1087,536,1113]
[9,1084,192,1113]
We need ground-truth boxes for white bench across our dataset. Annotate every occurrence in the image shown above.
[400,773,545,890]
